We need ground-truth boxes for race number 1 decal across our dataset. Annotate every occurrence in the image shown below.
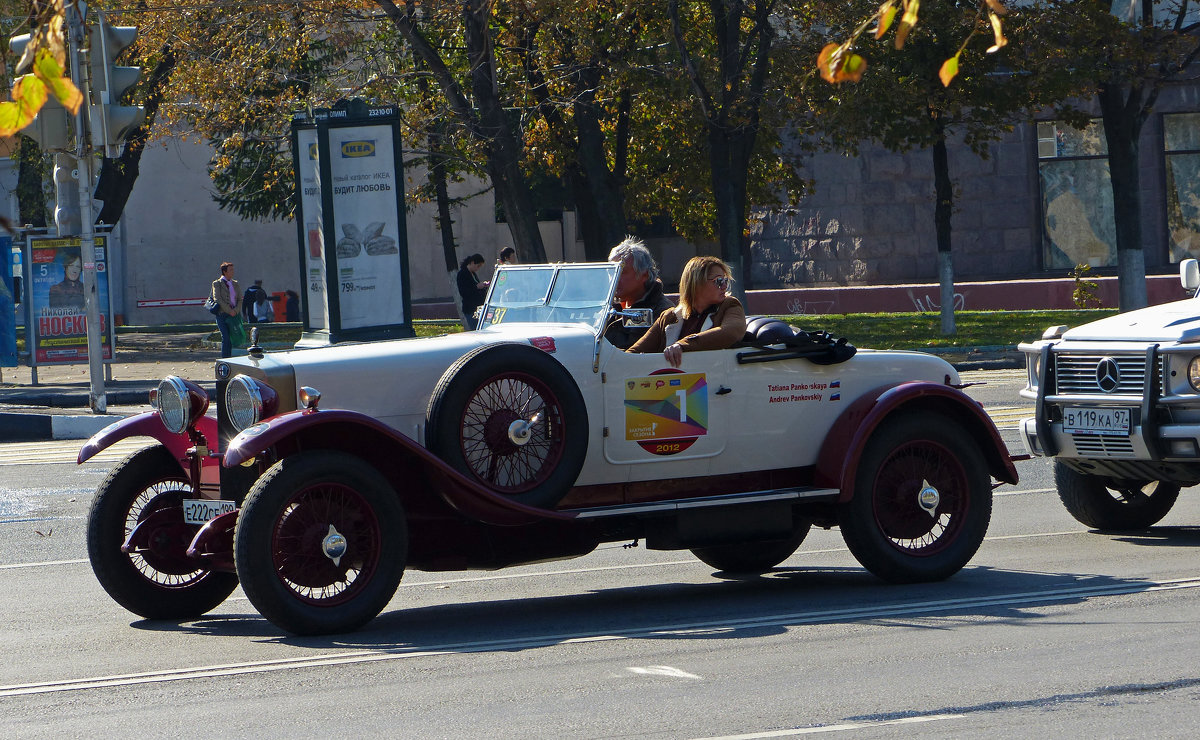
[624,372,708,455]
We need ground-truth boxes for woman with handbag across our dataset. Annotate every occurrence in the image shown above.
[209,262,241,358]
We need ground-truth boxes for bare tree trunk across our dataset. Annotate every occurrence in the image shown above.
[377,0,547,262]
[1098,81,1149,311]
[94,45,176,226]
[932,123,956,335]
[669,0,774,300]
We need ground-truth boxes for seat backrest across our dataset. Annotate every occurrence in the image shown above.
[741,315,797,344]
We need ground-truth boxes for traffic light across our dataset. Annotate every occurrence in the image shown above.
[7,32,73,151]
[88,15,144,158]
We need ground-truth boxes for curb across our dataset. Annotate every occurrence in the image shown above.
[0,411,123,442]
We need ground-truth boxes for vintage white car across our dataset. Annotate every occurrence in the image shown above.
[81,262,1016,635]
[1019,259,1200,530]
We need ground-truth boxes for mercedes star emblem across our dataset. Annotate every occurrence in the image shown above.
[1095,357,1121,393]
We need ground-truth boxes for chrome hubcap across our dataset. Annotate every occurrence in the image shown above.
[322,524,348,566]
[507,412,542,446]
[917,480,940,518]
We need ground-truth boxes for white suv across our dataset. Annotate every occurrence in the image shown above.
[1019,260,1200,530]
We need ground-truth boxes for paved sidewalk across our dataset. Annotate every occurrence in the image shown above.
[0,329,1022,443]
[0,331,218,442]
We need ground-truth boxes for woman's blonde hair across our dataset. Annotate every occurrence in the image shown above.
[677,255,732,318]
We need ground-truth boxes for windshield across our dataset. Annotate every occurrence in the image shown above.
[478,263,619,334]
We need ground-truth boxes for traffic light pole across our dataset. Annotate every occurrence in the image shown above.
[67,3,105,413]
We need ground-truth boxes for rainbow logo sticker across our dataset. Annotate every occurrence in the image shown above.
[624,372,708,455]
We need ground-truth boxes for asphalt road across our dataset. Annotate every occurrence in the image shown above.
[4,368,1200,738]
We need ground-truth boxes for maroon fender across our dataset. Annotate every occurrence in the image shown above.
[224,408,578,527]
[187,509,237,573]
[814,381,1018,502]
[77,412,218,467]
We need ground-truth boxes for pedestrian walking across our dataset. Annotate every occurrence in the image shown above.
[497,246,517,266]
[211,262,241,358]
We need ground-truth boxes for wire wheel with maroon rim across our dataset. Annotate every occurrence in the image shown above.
[1054,461,1180,531]
[234,451,407,635]
[427,343,588,509]
[87,445,238,620]
[838,412,991,583]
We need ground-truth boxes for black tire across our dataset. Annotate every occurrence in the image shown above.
[87,445,238,619]
[691,523,812,573]
[426,343,588,509]
[1054,461,1180,531]
[838,412,992,583]
[234,451,407,635]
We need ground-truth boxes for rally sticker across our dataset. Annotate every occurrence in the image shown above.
[624,372,708,455]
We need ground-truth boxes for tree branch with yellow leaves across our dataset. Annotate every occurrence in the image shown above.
[0,0,83,137]
[818,0,1008,87]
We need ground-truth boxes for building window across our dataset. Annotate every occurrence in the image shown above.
[1165,113,1200,263]
[1037,120,1116,270]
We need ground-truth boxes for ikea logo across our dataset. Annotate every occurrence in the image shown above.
[341,140,376,158]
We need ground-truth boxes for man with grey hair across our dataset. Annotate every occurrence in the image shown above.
[606,236,674,349]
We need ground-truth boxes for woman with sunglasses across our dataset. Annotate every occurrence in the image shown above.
[627,255,747,368]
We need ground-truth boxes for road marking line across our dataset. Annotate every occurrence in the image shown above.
[694,713,966,738]
[3,577,1198,698]
[628,665,701,679]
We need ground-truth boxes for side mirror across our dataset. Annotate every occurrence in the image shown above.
[619,308,653,328]
[1182,259,1199,293]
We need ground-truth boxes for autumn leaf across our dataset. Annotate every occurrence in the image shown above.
[33,48,81,113]
[986,11,1008,53]
[875,1,898,40]
[939,53,960,87]
[895,0,920,50]
[818,42,867,84]
[0,74,47,136]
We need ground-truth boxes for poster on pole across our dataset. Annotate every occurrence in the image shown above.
[28,234,112,365]
[292,122,329,330]
[0,236,14,367]
[317,105,411,338]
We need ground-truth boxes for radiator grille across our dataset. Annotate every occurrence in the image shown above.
[1054,353,1150,395]
[1070,433,1136,458]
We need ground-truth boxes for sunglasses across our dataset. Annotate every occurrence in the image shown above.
[710,275,731,290]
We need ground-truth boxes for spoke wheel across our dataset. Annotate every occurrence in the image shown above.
[839,413,991,583]
[235,451,406,635]
[460,370,565,491]
[87,445,237,619]
[271,482,382,606]
[428,344,588,508]
[1055,461,1180,531]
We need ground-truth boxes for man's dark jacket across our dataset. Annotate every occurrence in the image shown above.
[605,278,674,349]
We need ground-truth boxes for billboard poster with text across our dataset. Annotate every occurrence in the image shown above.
[29,235,112,365]
[325,122,405,330]
[295,126,329,330]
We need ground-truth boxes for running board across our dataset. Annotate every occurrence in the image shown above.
[565,487,840,519]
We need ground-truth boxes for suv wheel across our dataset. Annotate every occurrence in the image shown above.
[1054,461,1180,531]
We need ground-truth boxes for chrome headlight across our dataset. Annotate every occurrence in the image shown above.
[224,375,279,432]
[1188,357,1200,392]
[150,376,209,434]
[1027,352,1042,390]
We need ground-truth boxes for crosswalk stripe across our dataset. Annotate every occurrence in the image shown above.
[0,438,153,467]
